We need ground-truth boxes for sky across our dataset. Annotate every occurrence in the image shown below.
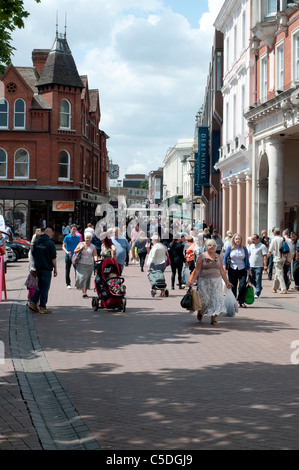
[11,0,224,181]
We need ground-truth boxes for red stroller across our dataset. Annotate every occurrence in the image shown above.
[92,258,126,312]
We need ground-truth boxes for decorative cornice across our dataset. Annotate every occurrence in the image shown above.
[214,0,240,32]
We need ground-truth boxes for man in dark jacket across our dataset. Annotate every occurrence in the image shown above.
[290,231,299,290]
[28,228,57,314]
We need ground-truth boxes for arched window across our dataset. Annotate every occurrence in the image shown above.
[60,99,71,129]
[58,150,70,180]
[14,98,26,128]
[0,148,7,178]
[14,148,29,179]
[0,99,8,128]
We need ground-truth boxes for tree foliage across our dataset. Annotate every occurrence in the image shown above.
[0,0,41,74]
[140,180,148,189]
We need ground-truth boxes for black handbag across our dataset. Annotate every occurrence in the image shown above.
[180,287,193,309]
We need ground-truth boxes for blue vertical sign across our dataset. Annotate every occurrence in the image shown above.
[194,126,209,196]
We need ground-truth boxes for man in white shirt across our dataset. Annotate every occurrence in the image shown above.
[248,234,268,298]
[268,228,292,294]
[62,222,70,235]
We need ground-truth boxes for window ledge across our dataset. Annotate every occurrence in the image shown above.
[58,128,76,133]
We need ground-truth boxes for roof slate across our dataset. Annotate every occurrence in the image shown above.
[37,35,84,89]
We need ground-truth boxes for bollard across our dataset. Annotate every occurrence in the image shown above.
[0,255,7,301]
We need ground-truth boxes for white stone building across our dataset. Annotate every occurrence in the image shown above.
[163,139,202,222]
[214,0,254,241]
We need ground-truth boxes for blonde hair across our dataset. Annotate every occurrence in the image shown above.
[205,238,216,249]
[231,233,243,249]
[138,231,146,240]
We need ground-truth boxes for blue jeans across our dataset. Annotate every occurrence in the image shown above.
[250,267,263,297]
[31,269,52,308]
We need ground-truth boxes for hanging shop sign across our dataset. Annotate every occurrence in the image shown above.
[194,126,210,195]
[52,201,75,212]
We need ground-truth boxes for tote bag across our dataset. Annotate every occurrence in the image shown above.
[244,283,255,305]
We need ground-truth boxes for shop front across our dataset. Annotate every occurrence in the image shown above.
[0,187,109,242]
[0,199,29,238]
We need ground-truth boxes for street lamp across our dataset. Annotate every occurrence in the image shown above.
[117,179,122,202]
[187,158,197,229]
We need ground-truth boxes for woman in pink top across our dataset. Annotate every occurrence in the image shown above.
[190,238,232,325]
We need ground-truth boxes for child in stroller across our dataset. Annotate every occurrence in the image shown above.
[107,271,126,295]
[92,257,126,312]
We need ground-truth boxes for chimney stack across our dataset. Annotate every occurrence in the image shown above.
[32,49,50,73]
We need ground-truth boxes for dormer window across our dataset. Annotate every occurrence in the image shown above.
[60,99,71,129]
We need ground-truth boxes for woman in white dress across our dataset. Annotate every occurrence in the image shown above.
[74,232,98,297]
[190,239,232,325]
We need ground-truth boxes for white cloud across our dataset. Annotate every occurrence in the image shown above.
[12,0,223,177]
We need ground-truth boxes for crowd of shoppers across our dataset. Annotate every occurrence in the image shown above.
[24,216,299,320]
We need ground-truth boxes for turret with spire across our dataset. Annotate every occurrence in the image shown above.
[36,18,84,90]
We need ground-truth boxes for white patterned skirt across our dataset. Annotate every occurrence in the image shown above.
[75,263,93,289]
[197,277,227,317]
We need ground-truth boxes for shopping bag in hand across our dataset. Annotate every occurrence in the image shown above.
[180,287,193,310]
[224,289,237,317]
[191,289,202,311]
[244,283,255,305]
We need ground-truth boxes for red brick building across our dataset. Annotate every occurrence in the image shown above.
[0,32,109,240]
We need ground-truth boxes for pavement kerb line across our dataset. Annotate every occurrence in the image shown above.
[258,296,299,313]
[9,300,101,450]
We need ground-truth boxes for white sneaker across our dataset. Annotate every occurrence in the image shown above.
[67,285,71,289]
[254,295,259,299]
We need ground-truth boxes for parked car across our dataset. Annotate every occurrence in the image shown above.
[5,245,14,262]
[6,239,30,262]
[0,230,30,247]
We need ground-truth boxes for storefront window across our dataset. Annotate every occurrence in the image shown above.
[3,200,28,238]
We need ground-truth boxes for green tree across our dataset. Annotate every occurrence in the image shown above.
[0,0,41,74]
[140,180,148,189]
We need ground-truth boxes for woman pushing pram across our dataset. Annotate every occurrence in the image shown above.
[147,234,169,297]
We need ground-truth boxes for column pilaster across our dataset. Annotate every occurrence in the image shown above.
[267,137,285,230]
[229,176,238,234]
[237,173,246,240]
[221,179,230,238]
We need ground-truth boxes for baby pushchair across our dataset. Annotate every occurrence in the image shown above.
[147,269,169,297]
[92,258,127,312]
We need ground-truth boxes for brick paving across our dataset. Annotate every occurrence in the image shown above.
[1,251,299,449]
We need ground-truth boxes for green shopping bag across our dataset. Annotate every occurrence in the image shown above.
[244,283,255,305]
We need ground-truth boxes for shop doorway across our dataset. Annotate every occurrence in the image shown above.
[30,201,51,237]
